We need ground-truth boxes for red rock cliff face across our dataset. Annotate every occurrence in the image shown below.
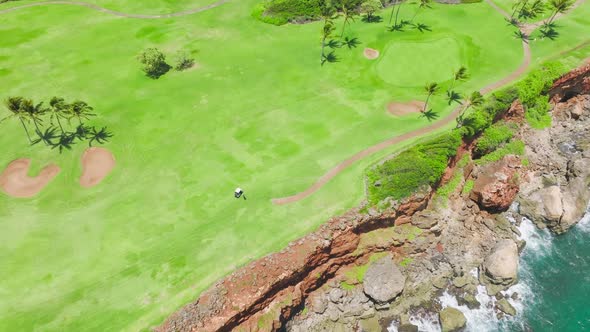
[156,191,430,332]
[549,63,590,103]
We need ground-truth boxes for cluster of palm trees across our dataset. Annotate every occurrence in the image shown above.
[510,0,573,40]
[319,0,362,66]
[419,66,482,124]
[387,0,432,33]
[1,96,112,153]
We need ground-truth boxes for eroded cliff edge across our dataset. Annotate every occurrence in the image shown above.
[157,62,590,332]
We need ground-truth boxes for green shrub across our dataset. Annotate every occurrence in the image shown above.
[462,179,474,195]
[524,94,552,128]
[474,122,515,156]
[476,140,525,164]
[367,131,462,203]
[517,61,565,128]
[436,171,463,204]
[255,0,365,25]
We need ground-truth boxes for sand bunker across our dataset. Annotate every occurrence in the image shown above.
[387,100,426,116]
[364,48,380,60]
[0,159,60,198]
[80,147,116,188]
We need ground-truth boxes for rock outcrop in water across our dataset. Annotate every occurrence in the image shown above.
[158,63,590,332]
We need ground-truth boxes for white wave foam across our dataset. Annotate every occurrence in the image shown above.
[517,217,552,256]
[575,205,590,232]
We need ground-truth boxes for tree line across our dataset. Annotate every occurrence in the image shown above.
[1,97,112,153]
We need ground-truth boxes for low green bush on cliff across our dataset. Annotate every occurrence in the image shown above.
[476,139,525,164]
[460,87,518,138]
[474,122,516,156]
[517,61,565,129]
[367,131,462,203]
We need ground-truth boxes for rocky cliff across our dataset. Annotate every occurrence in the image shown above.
[157,62,590,332]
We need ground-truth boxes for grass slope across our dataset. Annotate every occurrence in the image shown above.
[0,0,586,331]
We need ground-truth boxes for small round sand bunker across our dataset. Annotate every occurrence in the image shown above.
[364,48,380,60]
[387,100,426,116]
[0,159,60,198]
[80,147,116,188]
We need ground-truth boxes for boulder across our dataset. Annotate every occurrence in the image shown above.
[363,255,406,304]
[497,298,517,316]
[311,295,327,314]
[411,209,440,229]
[481,239,519,286]
[469,156,521,212]
[439,307,467,332]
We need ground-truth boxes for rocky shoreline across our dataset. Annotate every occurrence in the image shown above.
[157,63,590,332]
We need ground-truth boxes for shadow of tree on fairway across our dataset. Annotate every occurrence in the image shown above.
[362,15,383,23]
[412,22,431,33]
[420,109,439,122]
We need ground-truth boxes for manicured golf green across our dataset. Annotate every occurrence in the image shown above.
[0,0,586,331]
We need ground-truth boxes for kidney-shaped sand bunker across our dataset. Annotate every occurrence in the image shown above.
[80,147,116,188]
[0,159,60,198]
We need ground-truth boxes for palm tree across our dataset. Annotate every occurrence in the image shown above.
[389,0,406,29]
[449,66,469,91]
[20,99,46,134]
[48,96,68,132]
[342,36,360,49]
[511,0,526,18]
[411,0,432,23]
[545,0,572,25]
[68,100,95,125]
[1,96,33,143]
[51,133,75,153]
[32,126,59,146]
[523,0,545,19]
[340,0,358,37]
[319,2,338,65]
[87,126,113,146]
[456,91,484,128]
[423,82,439,113]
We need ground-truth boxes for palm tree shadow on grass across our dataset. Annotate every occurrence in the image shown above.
[321,51,339,66]
[540,25,560,40]
[342,36,361,49]
[420,109,439,122]
[362,15,383,23]
[446,90,463,105]
[513,30,529,43]
[412,22,431,33]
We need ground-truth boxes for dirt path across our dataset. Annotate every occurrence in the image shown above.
[271,0,538,205]
[0,159,60,198]
[0,0,229,18]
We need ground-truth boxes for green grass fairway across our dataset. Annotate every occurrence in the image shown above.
[377,36,463,87]
[0,0,587,331]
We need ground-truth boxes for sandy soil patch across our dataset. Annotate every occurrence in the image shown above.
[80,147,116,188]
[0,159,60,198]
[363,48,380,60]
[387,100,425,116]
